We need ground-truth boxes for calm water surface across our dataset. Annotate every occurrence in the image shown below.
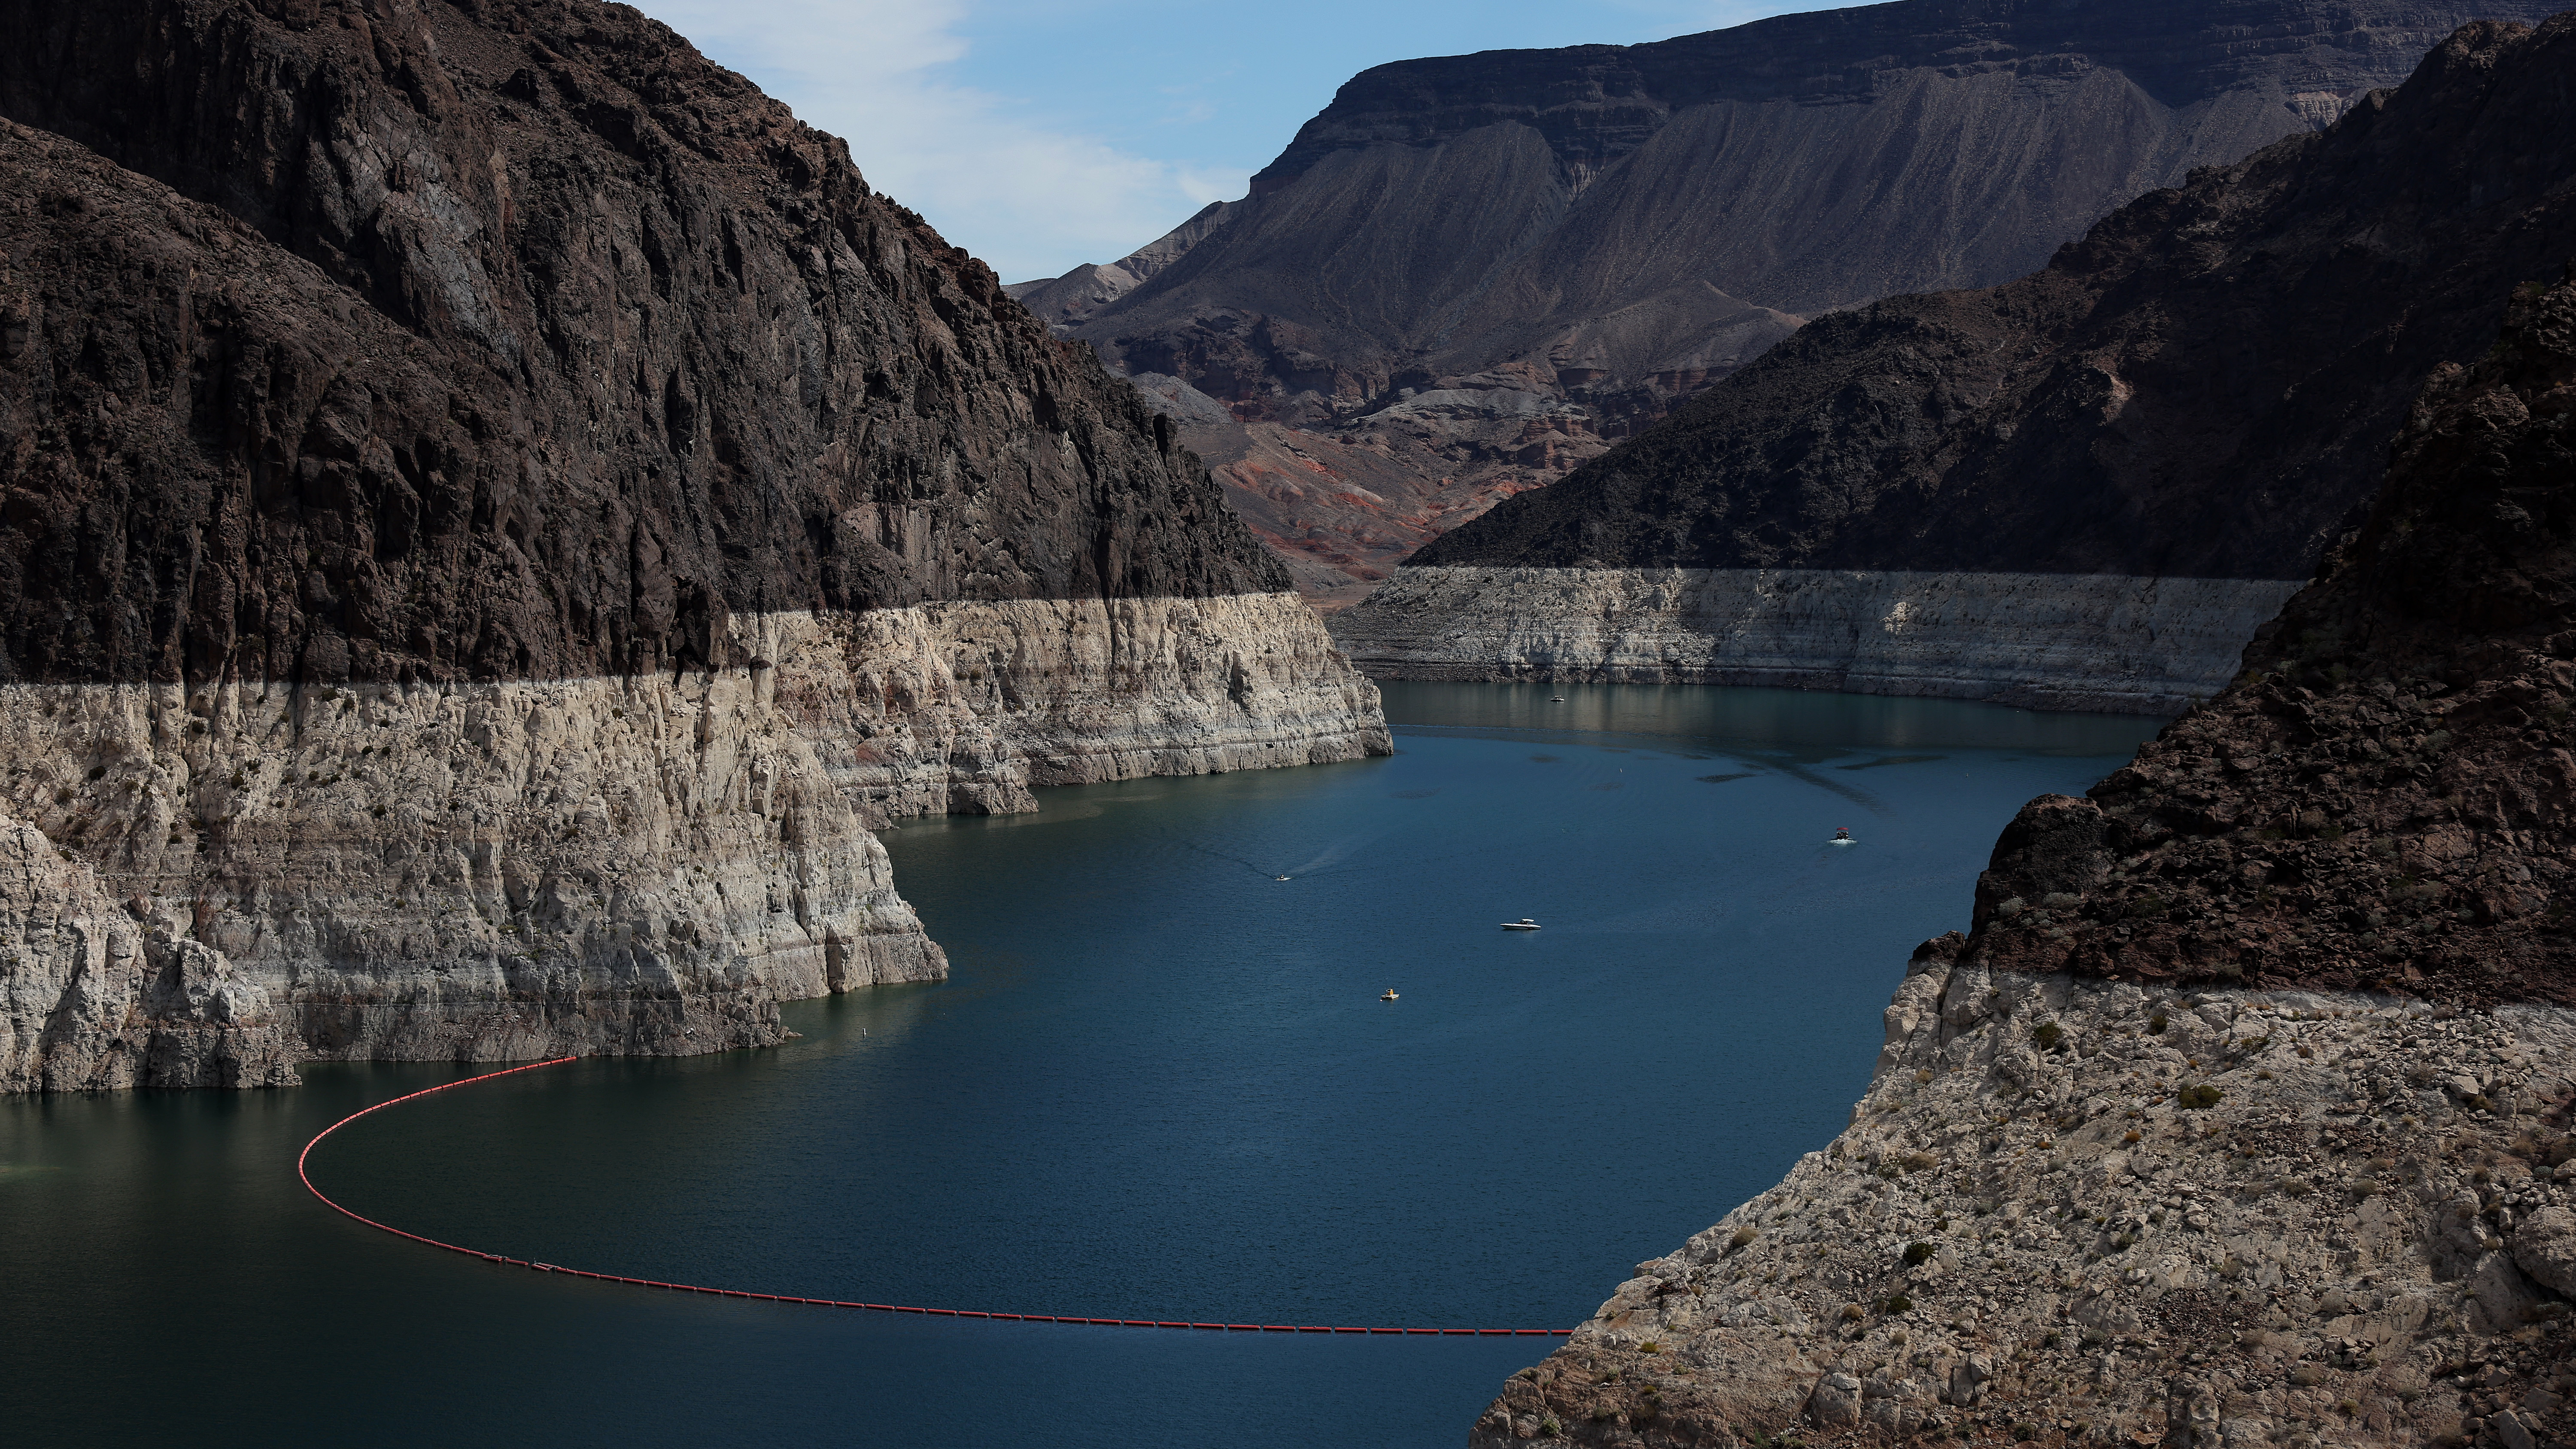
[0,683,2158,1446]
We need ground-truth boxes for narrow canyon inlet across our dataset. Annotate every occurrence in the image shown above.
[0,684,2154,1446]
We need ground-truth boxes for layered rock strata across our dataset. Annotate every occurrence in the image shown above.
[0,0,1389,1087]
[1473,955,2576,1447]
[1067,0,2561,601]
[1384,16,2576,699]
[1330,568,2304,714]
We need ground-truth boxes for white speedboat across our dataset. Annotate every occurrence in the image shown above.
[1501,918,1541,931]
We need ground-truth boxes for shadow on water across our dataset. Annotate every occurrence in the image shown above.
[1,682,2161,1448]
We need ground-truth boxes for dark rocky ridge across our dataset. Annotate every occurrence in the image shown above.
[1063,0,2562,602]
[1411,14,2576,584]
[0,0,1285,688]
[1967,262,2576,1010]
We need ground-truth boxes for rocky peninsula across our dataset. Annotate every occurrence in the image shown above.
[1468,164,2576,1447]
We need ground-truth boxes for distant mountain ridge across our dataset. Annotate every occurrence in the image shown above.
[1040,0,2570,605]
[1404,11,2576,582]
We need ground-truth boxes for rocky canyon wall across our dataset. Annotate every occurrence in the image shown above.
[0,0,1388,1089]
[1464,169,2576,1449]
[1331,568,2304,715]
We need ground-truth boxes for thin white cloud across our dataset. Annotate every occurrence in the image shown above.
[635,0,1241,282]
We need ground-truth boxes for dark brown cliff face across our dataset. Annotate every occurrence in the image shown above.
[1062,0,2564,603]
[1968,266,2576,1008]
[1415,15,2576,584]
[0,0,1286,688]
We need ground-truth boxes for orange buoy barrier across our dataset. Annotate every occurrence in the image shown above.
[297,1055,1571,1339]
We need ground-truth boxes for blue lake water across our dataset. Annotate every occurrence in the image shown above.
[0,683,2159,1446]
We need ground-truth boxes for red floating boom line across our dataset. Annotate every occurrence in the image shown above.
[297,1055,1571,1339]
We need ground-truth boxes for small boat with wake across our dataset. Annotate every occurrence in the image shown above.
[1501,918,1541,931]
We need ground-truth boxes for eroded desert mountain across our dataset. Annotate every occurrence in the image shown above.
[1031,0,2570,604]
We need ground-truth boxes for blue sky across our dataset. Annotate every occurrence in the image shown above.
[634,0,1811,283]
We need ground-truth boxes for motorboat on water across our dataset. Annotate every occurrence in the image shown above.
[1381,988,1400,1002]
[1501,918,1541,931]
[1832,826,1855,846]
[1550,695,1566,702]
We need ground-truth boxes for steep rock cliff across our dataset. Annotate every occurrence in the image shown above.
[1071,0,2564,601]
[0,0,1290,685]
[0,0,1388,1087]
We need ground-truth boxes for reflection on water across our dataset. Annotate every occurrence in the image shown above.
[0,683,2160,1447]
